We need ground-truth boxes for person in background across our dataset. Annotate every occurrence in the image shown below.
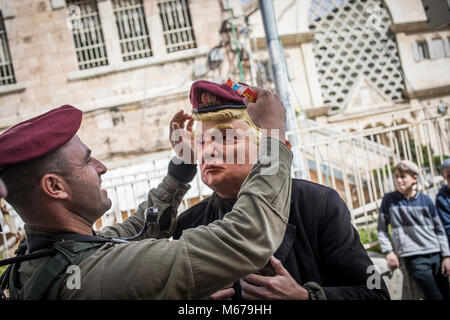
[377,160,450,300]
[436,158,450,249]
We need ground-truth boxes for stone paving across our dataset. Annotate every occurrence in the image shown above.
[368,251,425,300]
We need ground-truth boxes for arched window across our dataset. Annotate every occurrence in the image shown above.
[308,0,406,106]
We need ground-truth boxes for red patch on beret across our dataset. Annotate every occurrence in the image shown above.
[190,80,246,114]
[0,105,82,167]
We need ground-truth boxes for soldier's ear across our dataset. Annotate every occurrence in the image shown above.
[40,174,69,200]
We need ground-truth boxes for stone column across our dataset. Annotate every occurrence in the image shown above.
[143,0,165,57]
[98,0,122,65]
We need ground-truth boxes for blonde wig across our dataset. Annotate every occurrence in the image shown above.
[192,108,260,145]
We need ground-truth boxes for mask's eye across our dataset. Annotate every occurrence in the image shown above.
[223,134,237,145]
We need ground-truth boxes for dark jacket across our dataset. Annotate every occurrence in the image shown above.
[436,185,450,240]
[174,179,390,300]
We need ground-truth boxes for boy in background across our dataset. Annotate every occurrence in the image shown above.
[377,160,450,300]
[436,158,450,249]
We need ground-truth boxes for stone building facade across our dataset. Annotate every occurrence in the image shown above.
[246,0,450,132]
[0,0,245,166]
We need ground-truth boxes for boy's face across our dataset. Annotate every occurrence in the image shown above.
[394,170,418,195]
[443,167,450,189]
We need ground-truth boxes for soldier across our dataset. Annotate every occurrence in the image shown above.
[0,85,293,299]
[173,80,391,300]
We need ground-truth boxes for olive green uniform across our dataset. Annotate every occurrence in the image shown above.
[16,138,292,299]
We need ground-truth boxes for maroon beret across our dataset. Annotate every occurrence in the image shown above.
[190,80,246,114]
[0,105,82,167]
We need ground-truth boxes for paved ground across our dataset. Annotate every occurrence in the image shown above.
[368,251,404,300]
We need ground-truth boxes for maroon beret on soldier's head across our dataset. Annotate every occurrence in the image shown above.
[190,80,247,114]
[0,105,82,168]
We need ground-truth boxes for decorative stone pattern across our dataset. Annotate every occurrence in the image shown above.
[308,0,406,107]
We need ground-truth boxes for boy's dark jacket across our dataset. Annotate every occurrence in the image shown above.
[174,179,390,300]
[436,185,450,237]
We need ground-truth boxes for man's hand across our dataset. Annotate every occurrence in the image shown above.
[209,283,235,300]
[386,251,399,270]
[240,256,308,300]
[169,110,195,164]
[441,257,450,277]
[243,87,286,142]
[0,178,6,198]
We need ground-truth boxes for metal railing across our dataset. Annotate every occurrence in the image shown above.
[67,0,109,70]
[294,112,449,247]
[0,10,15,85]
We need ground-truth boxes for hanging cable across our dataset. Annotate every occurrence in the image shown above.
[225,0,245,81]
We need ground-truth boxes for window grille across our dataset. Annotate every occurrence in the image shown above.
[67,0,109,70]
[417,41,430,60]
[112,0,152,61]
[0,11,16,85]
[447,37,450,57]
[308,0,406,106]
[157,0,197,53]
[430,38,445,59]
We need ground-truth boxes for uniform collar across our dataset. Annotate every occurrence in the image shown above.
[24,224,105,253]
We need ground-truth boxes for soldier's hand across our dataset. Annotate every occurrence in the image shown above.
[0,178,6,198]
[243,87,286,142]
[240,256,309,300]
[209,283,235,300]
[169,110,195,164]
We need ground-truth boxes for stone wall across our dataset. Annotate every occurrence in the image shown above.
[0,0,245,163]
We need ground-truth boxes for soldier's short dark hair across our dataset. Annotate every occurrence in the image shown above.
[1,147,69,207]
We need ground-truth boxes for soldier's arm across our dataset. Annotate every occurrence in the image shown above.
[60,137,292,299]
[97,159,197,240]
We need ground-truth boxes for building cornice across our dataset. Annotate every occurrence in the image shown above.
[67,47,209,82]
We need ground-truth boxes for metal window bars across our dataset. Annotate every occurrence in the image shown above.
[112,0,153,61]
[67,0,109,70]
[0,11,16,85]
[157,0,197,53]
